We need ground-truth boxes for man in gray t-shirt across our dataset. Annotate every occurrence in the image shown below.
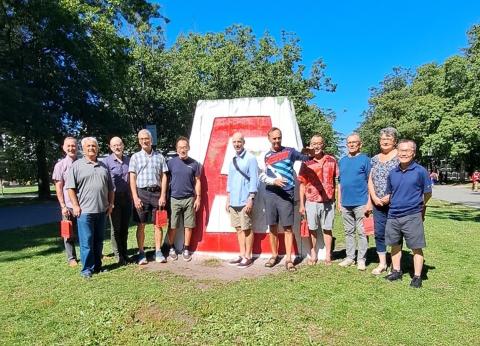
[66,137,114,278]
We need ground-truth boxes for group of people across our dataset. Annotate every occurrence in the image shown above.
[53,126,432,288]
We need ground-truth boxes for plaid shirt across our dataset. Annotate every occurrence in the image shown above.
[128,149,168,188]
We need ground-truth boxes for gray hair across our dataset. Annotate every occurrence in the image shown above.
[81,137,98,147]
[138,129,152,139]
[398,139,416,152]
[346,132,361,142]
[379,127,399,142]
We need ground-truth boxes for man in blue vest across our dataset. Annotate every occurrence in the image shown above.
[383,139,432,288]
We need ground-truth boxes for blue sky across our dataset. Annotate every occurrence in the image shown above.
[155,1,480,138]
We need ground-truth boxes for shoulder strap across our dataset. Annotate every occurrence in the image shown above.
[233,157,250,181]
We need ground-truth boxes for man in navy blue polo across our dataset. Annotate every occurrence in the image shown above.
[383,139,432,288]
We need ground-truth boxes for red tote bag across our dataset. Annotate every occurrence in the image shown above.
[155,209,168,227]
[60,220,73,239]
[363,215,374,236]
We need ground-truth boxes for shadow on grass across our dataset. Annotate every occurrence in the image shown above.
[426,204,480,222]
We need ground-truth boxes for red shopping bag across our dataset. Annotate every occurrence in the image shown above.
[363,215,374,236]
[300,218,310,238]
[60,220,73,239]
[155,209,168,227]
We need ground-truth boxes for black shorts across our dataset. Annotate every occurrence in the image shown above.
[385,212,426,249]
[133,188,160,224]
[264,190,294,227]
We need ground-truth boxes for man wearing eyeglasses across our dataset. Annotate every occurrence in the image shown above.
[337,133,371,271]
[383,139,432,288]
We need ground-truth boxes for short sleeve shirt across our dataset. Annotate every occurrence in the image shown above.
[129,149,168,188]
[167,156,201,199]
[298,154,338,202]
[386,161,432,218]
[370,154,400,198]
[338,153,371,207]
[65,158,114,213]
[52,156,75,208]
[103,153,130,193]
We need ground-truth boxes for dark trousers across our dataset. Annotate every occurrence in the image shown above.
[110,192,132,261]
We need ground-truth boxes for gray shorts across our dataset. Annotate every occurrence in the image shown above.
[264,191,294,227]
[385,212,426,249]
[229,206,252,231]
[170,197,196,229]
[305,200,334,231]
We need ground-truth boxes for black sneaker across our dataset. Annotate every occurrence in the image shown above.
[385,269,403,281]
[410,276,423,288]
[228,257,243,266]
[237,258,253,269]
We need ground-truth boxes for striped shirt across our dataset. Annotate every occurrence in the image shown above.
[263,146,310,196]
[128,149,168,188]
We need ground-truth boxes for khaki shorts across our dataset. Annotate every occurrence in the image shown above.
[170,197,196,229]
[229,206,252,231]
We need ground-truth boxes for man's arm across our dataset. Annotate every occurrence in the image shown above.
[106,190,115,215]
[159,172,168,207]
[194,176,201,212]
[129,172,142,209]
[54,180,69,217]
[67,189,81,217]
[299,182,306,215]
[336,183,342,211]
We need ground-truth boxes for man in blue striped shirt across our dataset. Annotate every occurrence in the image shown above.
[260,127,312,272]
[226,132,259,268]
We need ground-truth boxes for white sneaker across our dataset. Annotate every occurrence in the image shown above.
[357,260,366,271]
[338,258,355,267]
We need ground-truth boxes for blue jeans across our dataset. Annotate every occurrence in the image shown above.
[373,205,388,253]
[77,212,106,276]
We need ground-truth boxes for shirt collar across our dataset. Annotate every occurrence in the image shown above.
[236,149,246,159]
[396,160,417,172]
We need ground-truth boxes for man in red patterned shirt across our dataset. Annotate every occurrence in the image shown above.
[298,134,338,265]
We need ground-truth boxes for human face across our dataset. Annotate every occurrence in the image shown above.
[310,136,324,156]
[138,132,152,152]
[268,130,282,151]
[346,135,361,156]
[379,135,396,154]
[176,140,190,160]
[397,142,415,165]
[82,140,98,161]
[232,134,245,154]
[63,139,77,159]
[109,137,124,157]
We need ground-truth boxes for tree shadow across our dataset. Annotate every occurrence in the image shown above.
[426,204,480,222]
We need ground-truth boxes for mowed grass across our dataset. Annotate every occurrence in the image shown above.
[0,200,479,345]
[0,185,55,207]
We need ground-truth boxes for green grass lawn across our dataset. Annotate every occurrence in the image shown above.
[0,200,479,345]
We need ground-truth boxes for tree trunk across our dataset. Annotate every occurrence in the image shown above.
[35,139,51,199]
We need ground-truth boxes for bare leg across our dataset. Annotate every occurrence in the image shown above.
[244,229,253,259]
[236,227,246,258]
[136,223,145,252]
[284,226,293,263]
[391,244,402,271]
[184,227,193,247]
[323,229,333,262]
[167,228,177,246]
[309,230,317,261]
[268,225,279,257]
[412,248,424,277]
[154,225,162,251]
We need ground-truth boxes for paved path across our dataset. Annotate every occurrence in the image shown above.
[432,185,480,209]
[0,201,60,231]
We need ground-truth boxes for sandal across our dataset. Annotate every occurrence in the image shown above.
[265,256,278,268]
[323,259,332,266]
[285,261,296,272]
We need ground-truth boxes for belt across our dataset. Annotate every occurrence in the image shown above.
[140,186,160,192]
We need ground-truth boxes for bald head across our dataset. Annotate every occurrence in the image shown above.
[232,132,245,154]
[109,136,124,158]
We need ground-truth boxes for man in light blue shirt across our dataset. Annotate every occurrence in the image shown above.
[225,132,259,268]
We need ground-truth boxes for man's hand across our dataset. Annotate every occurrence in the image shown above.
[301,147,315,156]
[380,195,390,205]
[73,206,81,217]
[159,195,166,208]
[337,202,342,212]
[106,205,114,216]
[225,198,230,213]
[134,196,142,210]
[273,178,286,187]
[61,207,70,217]
[364,203,373,216]
[194,197,201,212]
[299,204,305,216]
[244,199,253,215]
